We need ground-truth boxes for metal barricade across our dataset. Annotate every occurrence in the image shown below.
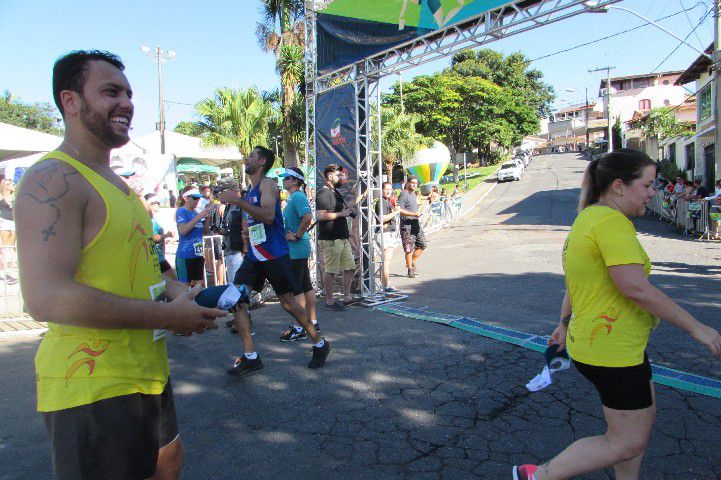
[202,235,226,287]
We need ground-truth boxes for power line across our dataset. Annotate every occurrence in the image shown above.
[649,6,712,74]
[679,0,707,49]
[528,8,695,63]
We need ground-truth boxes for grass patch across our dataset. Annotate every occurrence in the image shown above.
[440,165,498,191]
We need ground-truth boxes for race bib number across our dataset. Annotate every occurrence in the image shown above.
[248,223,267,246]
[193,242,204,257]
[149,281,168,342]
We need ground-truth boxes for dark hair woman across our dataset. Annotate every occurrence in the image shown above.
[514,149,721,480]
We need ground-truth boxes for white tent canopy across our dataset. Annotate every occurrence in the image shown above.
[0,122,62,161]
[117,131,244,167]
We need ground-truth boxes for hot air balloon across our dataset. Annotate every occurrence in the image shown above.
[405,141,450,195]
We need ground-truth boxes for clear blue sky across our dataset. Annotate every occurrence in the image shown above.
[0,0,714,137]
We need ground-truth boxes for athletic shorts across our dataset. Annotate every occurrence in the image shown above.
[159,260,172,273]
[208,237,223,260]
[574,353,653,410]
[290,258,314,294]
[382,231,398,249]
[319,239,355,275]
[175,257,204,283]
[234,254,301,296]
[400,222,427,254]
[42,380,178,480]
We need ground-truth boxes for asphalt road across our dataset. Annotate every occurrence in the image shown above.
[2,152,720,479]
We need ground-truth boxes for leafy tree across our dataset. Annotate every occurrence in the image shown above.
[256,0,305,167]
[173,121,204,137]
[612,116,623,151]
[381,107,434,180]
[637,107,695,140]
[448,49,555,119]
[194,87,273,182]
[0,90,64,135]
[383,73,538,163]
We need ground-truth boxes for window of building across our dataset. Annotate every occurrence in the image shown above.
[664,99,670,106]
[685,143,695,173]
[633,78,651,89]
[669,143,676,165]
[663,80,670,85]
[699,83,713,123]
[639,99,651,111]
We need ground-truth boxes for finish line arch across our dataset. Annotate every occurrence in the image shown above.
[303,0,621,305]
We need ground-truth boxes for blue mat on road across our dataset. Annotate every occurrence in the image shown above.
[377,303,721,400]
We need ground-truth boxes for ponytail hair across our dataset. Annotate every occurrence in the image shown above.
[578,148,656,211]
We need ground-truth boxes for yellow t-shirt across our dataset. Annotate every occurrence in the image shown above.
[30,152,169,412]
[563,206,653,367]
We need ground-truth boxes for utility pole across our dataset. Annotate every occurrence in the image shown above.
[589,66,616,153]
[142,46,176,155]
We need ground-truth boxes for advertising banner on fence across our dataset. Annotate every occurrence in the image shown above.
[315,83,358,200]
[316,0,518,74]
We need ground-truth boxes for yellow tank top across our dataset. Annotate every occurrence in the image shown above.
[32,151,169,412]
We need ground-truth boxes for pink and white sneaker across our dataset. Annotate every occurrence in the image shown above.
[512,464,538,480]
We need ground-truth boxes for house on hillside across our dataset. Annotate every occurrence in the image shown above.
[674,44,717,190]
[599,71,687,125]
[547,103,603,151]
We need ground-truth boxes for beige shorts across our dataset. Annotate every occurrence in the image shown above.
[319,239,355,275]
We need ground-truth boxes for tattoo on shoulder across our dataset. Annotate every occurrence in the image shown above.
[22,162,79,241]
[561,314,571,327]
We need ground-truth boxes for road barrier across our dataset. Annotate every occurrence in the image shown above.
[647,190,717,239]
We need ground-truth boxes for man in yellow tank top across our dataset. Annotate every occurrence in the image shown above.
[14,51,227,480]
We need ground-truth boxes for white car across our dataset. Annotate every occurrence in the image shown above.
[497,162,522,182]
[511,158,525,174]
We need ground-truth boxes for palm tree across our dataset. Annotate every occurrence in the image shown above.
[381,106,434,181]
[195,87,274,184]
[256,0,305,167]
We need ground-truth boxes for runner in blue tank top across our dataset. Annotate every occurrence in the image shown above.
[244,181,288,261]
[217,146,330,375]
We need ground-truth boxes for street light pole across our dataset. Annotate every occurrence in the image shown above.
[714,0,720,190]
[142,46,176,155]
[589,66,615,153]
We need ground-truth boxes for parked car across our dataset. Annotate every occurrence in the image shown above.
[511,158,525,174]
[515,154,530,167]
[497,162,522,182]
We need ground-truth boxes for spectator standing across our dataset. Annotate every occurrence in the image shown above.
[377,182,401,292]
[316,163,356,310]
[0,179,16,270]
[279,167,320,340]
[146,194,175,279]
[168,189,177,208]
[398,176,426,278]
[176,187,212,287]
[513,149,721,480]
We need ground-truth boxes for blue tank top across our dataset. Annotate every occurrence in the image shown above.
[245,180,288,262]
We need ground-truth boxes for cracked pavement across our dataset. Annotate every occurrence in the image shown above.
[1,153,720,479]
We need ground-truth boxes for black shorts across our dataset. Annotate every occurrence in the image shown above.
[159,259,172,273]
[290,258,314,294]
[207,236,223,260]
[574,354,653,410]
[234,254,301,296]
[175,257,204,283]
[400,221,427,254]
[43,380,178,480]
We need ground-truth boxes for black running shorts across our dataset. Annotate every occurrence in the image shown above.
[400,221,427,254]
[574,353,653,410]
[234,254,301,296]
[42,380,178,480]
[175,257,204,283]
[290,258,314,294]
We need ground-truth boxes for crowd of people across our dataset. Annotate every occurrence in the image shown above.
[12,50,721,480]
[655,174,721,238]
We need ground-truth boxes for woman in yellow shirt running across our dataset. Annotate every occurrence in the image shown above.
[513,149,721,480]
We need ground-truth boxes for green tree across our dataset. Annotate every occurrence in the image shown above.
[638,107,695,140]
[612,116,623,151]
[448,49,555,119]
[381,106,434,180]
[173,121,204,137]
[0,90,64,135]
[194,87,274,181]
[256,0,305,167]
[383,73,538,163]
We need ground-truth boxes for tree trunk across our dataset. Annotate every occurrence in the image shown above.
[281,83,299,168]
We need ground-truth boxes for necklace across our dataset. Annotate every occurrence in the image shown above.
[64,142,82,159]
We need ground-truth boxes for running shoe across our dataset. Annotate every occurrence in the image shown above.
[308,340,331,369]
[227,355,264,376]
[385,286,400,293]
[325,300,346,311]
[280,326,307,342]
[512,464,538,480]
[407,268,416,278]
[313,322,321,333]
